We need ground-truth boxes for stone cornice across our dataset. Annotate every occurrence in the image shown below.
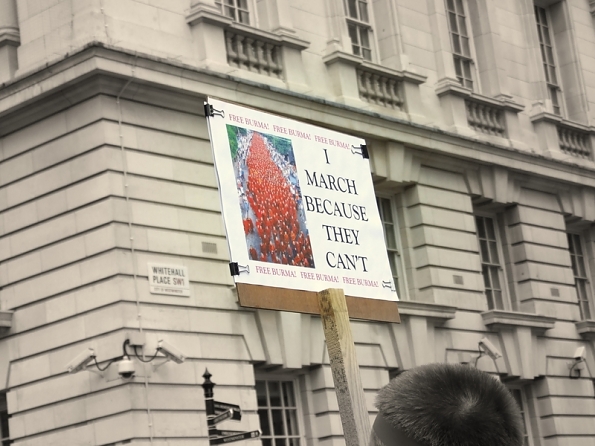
[481,310,556,335]
[397,300,457,324]
[0,310,13,334]
[436,79,524,113]
[576,320,595,340]
[0,27,20,48]
[323,51,427,85]
[4,43,595,186]
[186,6,309,50]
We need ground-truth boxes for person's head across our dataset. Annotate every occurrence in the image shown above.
[371,363,524,446]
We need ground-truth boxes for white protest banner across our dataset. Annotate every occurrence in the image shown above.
[148,263,190,297]
[206,98,397,301]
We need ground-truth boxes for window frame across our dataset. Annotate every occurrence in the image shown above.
[0,392,9,446]
[534,4,564,116]
[376,195,408,299]
[507,385,540,446]
[343,0,375,61]
[444,0,478,90]
[474,213,512,311]
[567,231,593,321]
[216,0,252,24]
[255,375,306,446]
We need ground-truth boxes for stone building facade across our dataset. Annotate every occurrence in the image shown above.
[1,0,595,445]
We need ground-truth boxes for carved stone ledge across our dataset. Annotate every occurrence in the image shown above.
[397,300,457,325]
[576,320,595,340]
[323,51,427,116]
[435,79,525,141]
[0,310,13,334]
[482,310,556,335]
[187,7,309,50]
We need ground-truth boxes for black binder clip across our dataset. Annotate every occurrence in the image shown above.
[351,144,369,159]
[204,103,225,118]
[229,262,250,276]
[382,280,396,292]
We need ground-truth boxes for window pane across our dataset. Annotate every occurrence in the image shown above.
[238,0,248,8]
[486,289,494,310]
[449,13,458,34]
[463,60,472,79]
[263,440,273,446]
[446,0,455,11]
[480,240,489,262]
[381,199,393,223]
[289,439,300,446]
[458,15,467,36]
[224,6,235,19]
[347,0,357,18]
[239,11,249,23]
[452,35,461,54]
[489,241,499,264]
[272,410,285,435]
[269,382,282,407]
[490,266,501,289]
[485,217,496,240]
[494,290,504,310]
[455,0,463,13]
[282,382,295,407]
[482,265,491,288]
[359,0,369,22]
[257,381,267,406]
[545,46,554,65]
[259,409,272,436]
[461,37,470,56]
[285,410,299,435]
[360,28,370,48]
[573,234,583,255]
[543,28,551,45]
[276,439,287,446]
[476,217,486,238]
[348,24,359,45]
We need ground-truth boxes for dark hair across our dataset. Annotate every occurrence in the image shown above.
[374,363,524,446]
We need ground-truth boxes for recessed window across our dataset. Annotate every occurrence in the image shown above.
[535,6,561,115]
[216,0,250,24]
[508,387,535,446]
[476,215,507,310]
[567,233,592,320]
[344,0,372,61]
[445,0,473,89]
[377,197,405,297]
[0,393,9,446]
[256,379,302,446]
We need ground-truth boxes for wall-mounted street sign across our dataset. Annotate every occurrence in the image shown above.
[147,263,190,297]
[205,98,398,321]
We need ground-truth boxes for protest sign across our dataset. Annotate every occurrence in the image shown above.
[206,98,397,303]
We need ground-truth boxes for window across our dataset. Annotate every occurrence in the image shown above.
[344,0,372,61]
[216,0,250,24]
[256,379,302,446]
[567,233,592,320]
[535,6,561,115]
[508,387,536,446]
[377,197,405,297]
[476,215,507,310]
[0,393,9,446]
[445,0,473,89]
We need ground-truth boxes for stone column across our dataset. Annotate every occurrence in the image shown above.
[0,0,19,83]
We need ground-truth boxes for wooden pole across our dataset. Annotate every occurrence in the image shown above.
[317,288,371,446]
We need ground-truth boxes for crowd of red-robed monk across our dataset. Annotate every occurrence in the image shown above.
[242,133,315,268]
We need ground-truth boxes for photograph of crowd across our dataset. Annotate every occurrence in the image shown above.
[227,125,315,268]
